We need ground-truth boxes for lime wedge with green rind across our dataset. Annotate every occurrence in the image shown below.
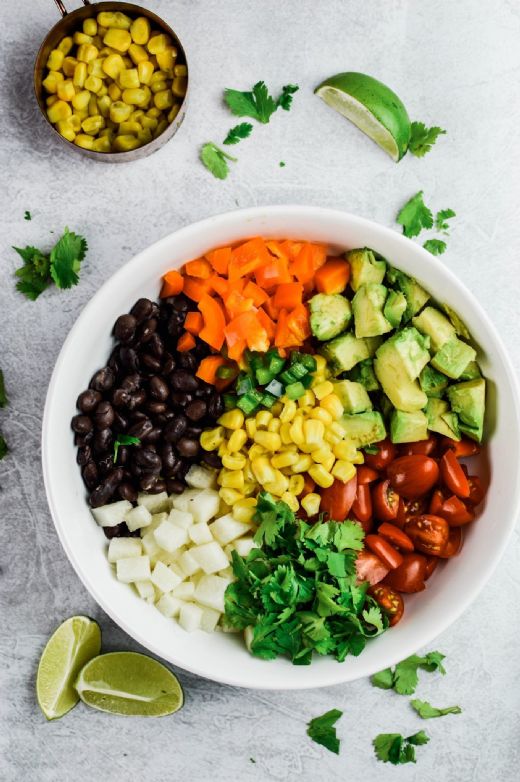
[75,652,184,717]
[36,615,101,720]
[315,72,411,161]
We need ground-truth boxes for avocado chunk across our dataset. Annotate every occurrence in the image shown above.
[320,332,370,376]
[382,327,430,380]
[425,398,461,440]
[412,306,456,352]
[390,410,428,443]
[352,283,393,338]
[386,268,430,322]
[447,378,485,442]
[309,293,352,341]
[348,359,380,392]
[460,360,482,381]
[384,290,407,328]
[347,248,386,292]
[376,393,394,422]
[365,335,384,357]
[339,411,386,447]
[431,337,477,379]
[374,334,428,412]
[440,303,472,340]
[332,380,372,414]
[419,364,448,398]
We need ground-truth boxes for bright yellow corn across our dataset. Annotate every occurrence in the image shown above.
[332,439,357,461]
[251,457,276,485]
[312,380,334,400]
[280,422,292,445]
[146,107,161,118]
[200,426,224,451]
[74,133,95,149]
[82,114,105,135]
[77,43,99,63]
[301,492,321,517]
[87,58,106,78]
[130,16,151,45]
[103,29,132,53]
[248,444,265,462]
[255,410,272,429]
[118,120,141,135]
[219,470,244,491]
[156,47,177,73]
[84,75,102,93]
[267,418,281,434]
[288,474,305,496]
[147,33,171,54]
[72,62,87,88]
[312,447,335,472]
[42,71,64,94]
[320,394,344,420]
[232,497,257,523]
[128,43,149,65]
[219,488,244,506]
[98,11,132,30]
[97,94,112,117]
[245,418,257,439]
[58,36,74,55]
[168,104,180,123]
[309,407,333,426]
[218,409,244,430]
[174,64,188,77]
[281,492,299,512]
[83,18,97,36]
[88,95,98,115]
[57,79,75,102]
[119,68,140,89]
[137,60,154,85]
[331,460,356,483]
[47,100,72,123]
[303,419,325,450]
[308,464,334,489]
[222,452,247,470]
[292,454,313,473]
[62,56,78,77]
[46,49,64,71]
[71,89,89,110]
[289,417,304,446]
[154,89,174,110]
[254,431,281,452]
[298,390,316,408]
[271,451,299,469]
[172,75,187,97]
[137,127,153,145]
[227,429,248,453]
[113,134,141,151]
[56,119,76,141]
[74,32,93,46]
[69,114,81,131]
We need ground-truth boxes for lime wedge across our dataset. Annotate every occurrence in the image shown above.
[36,616,101,720]
[75,652,184,717]
[315,72,411,161]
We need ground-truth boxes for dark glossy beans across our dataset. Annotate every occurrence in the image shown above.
[146,400,167,415]
[178,352,197,371]
[140,473,158,491]
[77,389,101,413]
[113,314,137,343]
[186,399,207,421]
[128,390,147,410]
[94,401,115,429]
[170,391,193,406]
[77,445,92,466]
[118,482,138,502]
[148,333,164,358]
[112,388,131,408]
[163,415,187,443]
[127,418,153,440]
[171,369,199,392]
[119,347,139,372]
[130,298,154,323]
[82,461,99,489]
[121,374,141,393]
[71,414,93,434]
[134,449,162,473]
[149,478,167,494]
[103,521,129,539]
[93,428,113,453]
[177,437,199,458]
[162,354,176,375]
[208,393,224,419]
[90,367,115,392]
[141,354,162,373]
[112,410,128,432]
[89,468,123,507]
[137,317,157,344]
[74,431,93,447]
[116,445,128,465]
[149,376,169,401]
[166,478,185,494]
[143,427,162,443]
[203,451,222,469]
[98,454,115,476]
[172,295,189,312]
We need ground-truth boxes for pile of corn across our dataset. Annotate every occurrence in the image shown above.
[200,356,363,517]
[42,10,187,152]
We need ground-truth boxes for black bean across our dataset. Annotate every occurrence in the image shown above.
[203,451,222,469]
[82,461,99,490]
[148,333,164,358]
[178,352,197,371]
[207,393,224,419]
[71,414,93,434]
[108,347,120,373]
[112,410,128,433]
[139,473,158,491]
[166,478,186,494]
[160,443,176,471]
[103,521,128,539]
[171,369,199,392]
[126,390,147,410]
[162,353,176,375]
[119,347,140,372]
[172,295,189,312]
[143,427,161,443]
[185,425,203,437]
[130,298,155,323]
[118,482,138,502]
[154,410,175,426]
[112,388,130,408]
[170,391,193,407]
[127,418,153,439]
[74,431,93,447]
[141,354,162,373]
[93,427,113,453]
[163,415,187,443]
[77,445,92,466]
[89,482,113,508]
[133,448,162,473]
[167,315,181,338]
[148,478,167,494]
[137,317,158,344]
[94,401,115,429]
[177,437,200,458]
[185,399,207,421]
[114,314,137,343]
[116,445,129,465]
[146,400,167,415]
[98,454,115,476]
[89,366,115,392]
[77,389,101,414]
[121,374,141,393]
[149,376,169,401]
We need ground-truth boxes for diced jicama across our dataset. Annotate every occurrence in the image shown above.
[172,581,195,600]
[168,508,193,530]
[137,491,170,513]
[233,536,258,557]
[188,522,213,545]
[178,549,201,577]
[200,607,221,632]
[156,593,183,618]
[141,531,161,558]
[194,574,231,612]
[134,580,155,602]
[124,504,152,532]
[148,512,168,532]
[108,537,142,563]
[171,488,203,512]
[190,541,229,574]
[189,489,220,524]
[218,567,234,580]
[185,464,217,490]
[244,625,254,651]
[92,500,132,527]
[178,602,203,632]
[116,556,151,584]
[154,521,188,553]
[150,561,183,593]
[209,514,251,545]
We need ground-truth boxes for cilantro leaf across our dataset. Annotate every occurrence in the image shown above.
[370,667,394,689]
[13,245,51,300]
[306,709,343,754]
[279,161,286,167]
[24,210,32,221]
[435,208,456,232]
[223,122,253,145]
[408,122,446,157]
[423,238,447,255]
[200,142,237,179]
[277,84,299,111]
[0,370,7,408]
[373,731,430,764]
[371,651,446,695]
[49,228,88,289]
[411,699,462,719]
[397,191,433,238]
[333,520,364,551]
[407,730,430,745]
[224,81,298,124]
[362,605,385,633]
[113,434,141,462]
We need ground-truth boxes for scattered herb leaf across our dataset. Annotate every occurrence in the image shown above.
[223,122,253,145]
[224,81,299,124]
[0,370,7,408]
[435,208,456,232]
[13,245,51,300]
[423,239,447,255]
[277,84,299,111]
[279,161,286,167]
[49,229,88,289]
[0,434,7,460]
[411,699,462,719]
[408,122,446,158]
[200,142,237,180]
[24,210,32,221]
[373,730,429,765]
[113,434,141,462]
[249,758,256,764]
[397,191,433,238]
[371,651,446,695]
[306,709,343,754]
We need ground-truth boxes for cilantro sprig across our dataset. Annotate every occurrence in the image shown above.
[371,650,446,695]
[200,143,237,180]
[224,81,299,123]
[423,238,447,255]
[373,730,429,764]
[13,228,88,300]
[113,434,141,462]
[408,122,446,157]
[396,192,456,254]
[410,699,462,719]
[223,122,253,146]
[306,709,343,754]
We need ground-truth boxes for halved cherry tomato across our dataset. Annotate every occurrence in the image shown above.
[404,515,450,555]
[396,495,429,528]
[440,495,475,526]
[399,434,438,457]
[424,556,440,580]
[377,522,414,552]
[368,584,404,626]
[320,475,357,521]
[387,455,440,499]
[355,550,390,585]
[466,475,485,507]
[438,527,463,558]
[363,438,396,471]
[357,466,380,484]
[440,449,470,498]
[384,553,427,593]
[351,484,373,531]
[365,535,404,570]
[429,488,447,516]
[441,437,480,458]
[372,479,400,522]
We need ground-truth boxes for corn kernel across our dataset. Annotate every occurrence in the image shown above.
[245,418,257,439]
[128,43,149,66]
[137,60,154,85]
[248,444,265,462]
[103,28,132,53]
[58,36,74,55]
[119,68,140,89]
[130,109,144,122]
[332,440,356,461]
[73,62,87,88]
[147,107,161,118]
[62,56,78,77]
[264,471,289,496]
[222,452,246,471]
[118,119,140,135]
[77,43,99,63]
[292,454,313,473]
[56,119,76,142]
[279,399,297,423]
[352,451,365,464]
[227,429,247,453]
[98,11,132,30]
[254,431,281,452]
[73,107,88,120]
[172,75,187,97]
[320,394,344,420]
[288,474,305,496]
[82,114,105,135]
[254,410,271,429]
[57,79,75,102]
[251,457,276,485]
[168,104,180,123]
[47,100,72,123]
[308,464,334,489]
[174,64,188,77]
[101,52,124,79]
[74,133,95,150]
[92,35,103,50]
[88,95,98,115]
[219,488,244,506]
[92,135,111,152]
[46,49,64,71]
[312,380,334,400]
[87,58,106,79]
[232,497,257,523]
[113,134,141,151]
[84,74,102,93]
[97,94,112,117]
[42,71,64,94]
[271,451,299,469]
[130,16,151,45]
[150,78,167,94]
[312,444,334,464]
[83,18,98,36]
[289,417,304,446]
[301,492,321,517]
[70,114,82,131]
[281,492,299,512]
[74,32,93,45]
[109,100,132,123]
[200,426,224,451]
[309,407,333,426]
[107,82,121,101]
[267,418,281,434]
[218,409,244,430]
[154,89,174,110]
[280,422,292,445]
[331,460,356,482]
[298,390,315,408]
[147,33,171,54]
[303,419,325,450]
[219,470,244,491]
[97,84,108,97]
[122,87,147,105]
[156,47,177,73]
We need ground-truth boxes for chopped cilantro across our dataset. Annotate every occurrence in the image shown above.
[373,730,429,764]
[411,699,462,719]
[200,142,237,180]
[0,434,7,460]
[435,208,456,232]
[423,238,447,255]
[279,161,286,167]
[249,758,256,764]
[408,122,446,158]
[24,210,32,221]
[371,651,446,695]
[0,370,7,408]
[223,122,253,145]
[306,709,343,754]
[113,435,141,462]
[397,191,433,238]
[224,81,299,124]
[13,228,87,300]
[13,245,51,300]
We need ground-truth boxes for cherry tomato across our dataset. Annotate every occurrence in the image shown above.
[440,495,475,526]
[440,449,470,498]
[363,438,396,471]
[355,550,390,585]
[368,584,404,626]
[399,435,438,457]
[438,527,463,558]
[404,514,450,555]
[387,455,440,499]
[429,488,447,516]
[320,475,357,521]
[424,555,439,580]
[351,484,373,530]
[372,479,400,522]
[396,495,430,528]
[357,466,380,484]
[365,534,404,570]
[466,475,485,507]
[383,553,427,593]
[301,473,316,497]
[377,522,414,552]
[441,437,480,458]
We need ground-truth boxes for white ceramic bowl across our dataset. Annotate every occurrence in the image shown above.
[42,206,520,690]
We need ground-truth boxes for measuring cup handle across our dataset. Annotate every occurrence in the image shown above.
[53,0,91,18]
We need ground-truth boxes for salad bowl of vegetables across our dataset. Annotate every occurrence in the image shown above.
[42,205,520,689]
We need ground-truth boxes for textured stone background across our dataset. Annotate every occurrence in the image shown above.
[1,1,520,780]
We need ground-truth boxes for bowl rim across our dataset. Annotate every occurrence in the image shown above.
[42,205,520,689]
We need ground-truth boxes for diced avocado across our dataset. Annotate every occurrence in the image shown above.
[348,359,380,392]
[347,248,386,292]
[385,327,430,380]
[425,398,461,440]
[390,410,428,443]
[383,290,406,328]
[386,268,430,322]
[431,337,477,379]
[419,365,448,398]
[352,283,392,338]
[460,360,482,381]
[447,379,485,442]
[412,307,456,352]
[320,332,370,376]
[376,393,394,422]
[374,336,428,412]
[365,335,384,357]
[309,293,352,341]
[440,303,472,340]
[339,411,386,447]
[332,380,373,414]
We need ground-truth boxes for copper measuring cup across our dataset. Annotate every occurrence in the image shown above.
[34,1,189,162]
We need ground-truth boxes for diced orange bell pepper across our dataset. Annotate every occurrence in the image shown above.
[184,311,203,335]
[225,311,269,354]
[266,240,290,261]
[315,257,351,294]
[273,281,303,311]
[160,269,184,298]
[196,355,226,384]
[257,307,276,340]
[287,303,311,343]
[243,280,269,307]
[183,275,213,302]
[224,289,255,318]
[291,243,327,283]
[198,294,226,350]
[228,237,271,281]
[205,246,232,276]
[274,308,294,348]
[177,331,196,352]
[184,258,212,279]
[255,255,291,289]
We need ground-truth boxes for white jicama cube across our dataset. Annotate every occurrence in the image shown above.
[156,593,183,618]
[233,536,258,557]
[178,602,203,632]
[188,522,213,545]
[200,607,221,632]
[148,511,168,532]
[150,561,183,593]
[154,521,188,553]
[172,581,195,600]
[171,488,203,512]
[218,567,234,580]
[178,550,201,577]
[108,537,142,563]
[92,500,132,527]
[168,508,194,530]
[134,580,155,602]
[116,556,151,584]
[209,514,251,545]
[190,542,229,574]
[124,504,152,532]
[194,574,231,612]
[137,491,170,513]
[141,531,161,558]
[189,489,220,524]
[244,625,254,651]
[185,464,217,490]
